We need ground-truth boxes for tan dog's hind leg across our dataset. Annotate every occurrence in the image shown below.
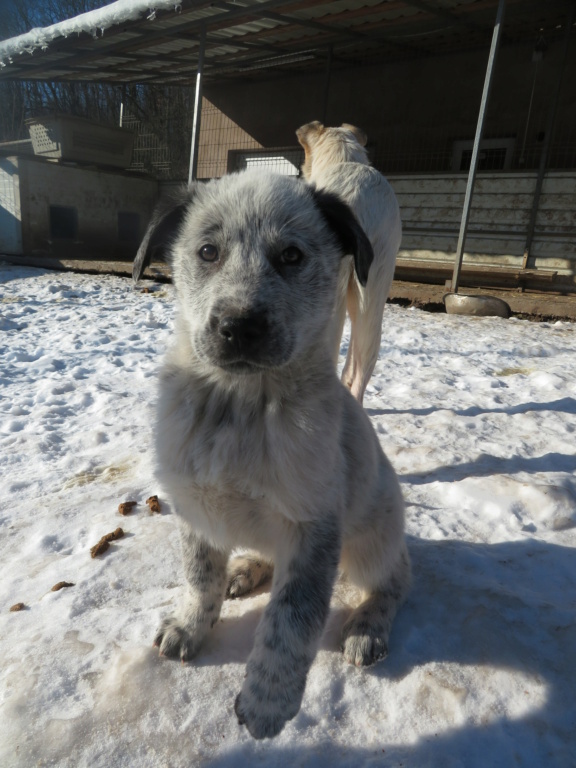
[345,273,387,404]
[332,262,353,367]
[341,274,360,393]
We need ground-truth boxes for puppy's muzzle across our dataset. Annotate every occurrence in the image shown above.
[218,312,268,352]
[208,310,275,370]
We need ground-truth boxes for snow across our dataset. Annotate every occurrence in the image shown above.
[0,1,183,65]
[1,262,575,767]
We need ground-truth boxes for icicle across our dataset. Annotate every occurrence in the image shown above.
[147,9,157,21]
[91,28,98,39]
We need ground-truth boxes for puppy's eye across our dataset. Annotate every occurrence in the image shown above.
[280,246,304,265]
[199,244,218,262]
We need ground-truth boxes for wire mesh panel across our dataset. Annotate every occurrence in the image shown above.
[196,99,263,179]
[122,113,172,178]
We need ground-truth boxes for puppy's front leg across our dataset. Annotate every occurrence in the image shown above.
[155,520,229,662]
[235,517,341,739]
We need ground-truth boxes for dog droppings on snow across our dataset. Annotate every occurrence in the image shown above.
[146,495,161,514]
[118,501,138,515]
[90,527,125,557]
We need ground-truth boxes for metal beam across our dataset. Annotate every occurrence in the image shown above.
[449,0,506,294]
[188,25,206,184]
[212,0,421,54]
[401,0,482,31]
[321,46,333,124]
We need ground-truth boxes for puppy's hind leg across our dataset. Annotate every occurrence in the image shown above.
[341,539,411,667]
[155,519,229,662]
[226,553,273,598]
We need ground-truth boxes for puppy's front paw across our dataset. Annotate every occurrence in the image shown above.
[234,662,305,739]
[341,613,388,667]
[154,618,203,662]
[234,689,297,740]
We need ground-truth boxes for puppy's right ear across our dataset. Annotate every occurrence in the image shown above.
[132,192,191,282]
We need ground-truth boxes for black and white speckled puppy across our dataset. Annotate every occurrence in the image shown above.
[133,170,411,740]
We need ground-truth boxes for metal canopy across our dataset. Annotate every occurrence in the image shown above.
[0,0,573,87]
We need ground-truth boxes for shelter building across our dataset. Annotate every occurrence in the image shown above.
[0,0,574,304]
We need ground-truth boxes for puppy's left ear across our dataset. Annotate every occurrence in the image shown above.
[311,188,374,286]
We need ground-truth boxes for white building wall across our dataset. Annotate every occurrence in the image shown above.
[0,157,23,254]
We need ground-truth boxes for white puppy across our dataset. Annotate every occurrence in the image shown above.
[297,121,402,404]
[132,170,410,740]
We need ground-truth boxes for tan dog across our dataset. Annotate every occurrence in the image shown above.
[296,121,402,404]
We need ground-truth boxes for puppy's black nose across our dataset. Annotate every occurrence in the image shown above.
[217,313,268,351]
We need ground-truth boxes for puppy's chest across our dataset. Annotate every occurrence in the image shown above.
[192,404,291,485]
[159,382,333,503]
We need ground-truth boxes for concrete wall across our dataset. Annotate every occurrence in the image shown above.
[0,157,22,254]
[4,156,158,258]
[391,171,576,274]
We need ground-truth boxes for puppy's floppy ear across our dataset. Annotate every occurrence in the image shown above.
[311,188,374,286]
[132,190,192,282]
[295,120,325,149]
[341,123,368,147]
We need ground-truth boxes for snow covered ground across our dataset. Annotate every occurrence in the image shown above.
[1,263,575,767]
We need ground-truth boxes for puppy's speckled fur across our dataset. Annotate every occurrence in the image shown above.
[133,170,410,739]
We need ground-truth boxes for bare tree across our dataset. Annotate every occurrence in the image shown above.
[0,0,193,178]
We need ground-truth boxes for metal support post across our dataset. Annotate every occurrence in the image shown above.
[321,47,333,125]
[188,24,206,185]
[450,0,506,293]
[119,84,126,127]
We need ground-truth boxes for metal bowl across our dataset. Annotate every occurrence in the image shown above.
[443,293,510,318]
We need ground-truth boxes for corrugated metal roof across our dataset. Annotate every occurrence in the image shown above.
[0,0,572,86]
